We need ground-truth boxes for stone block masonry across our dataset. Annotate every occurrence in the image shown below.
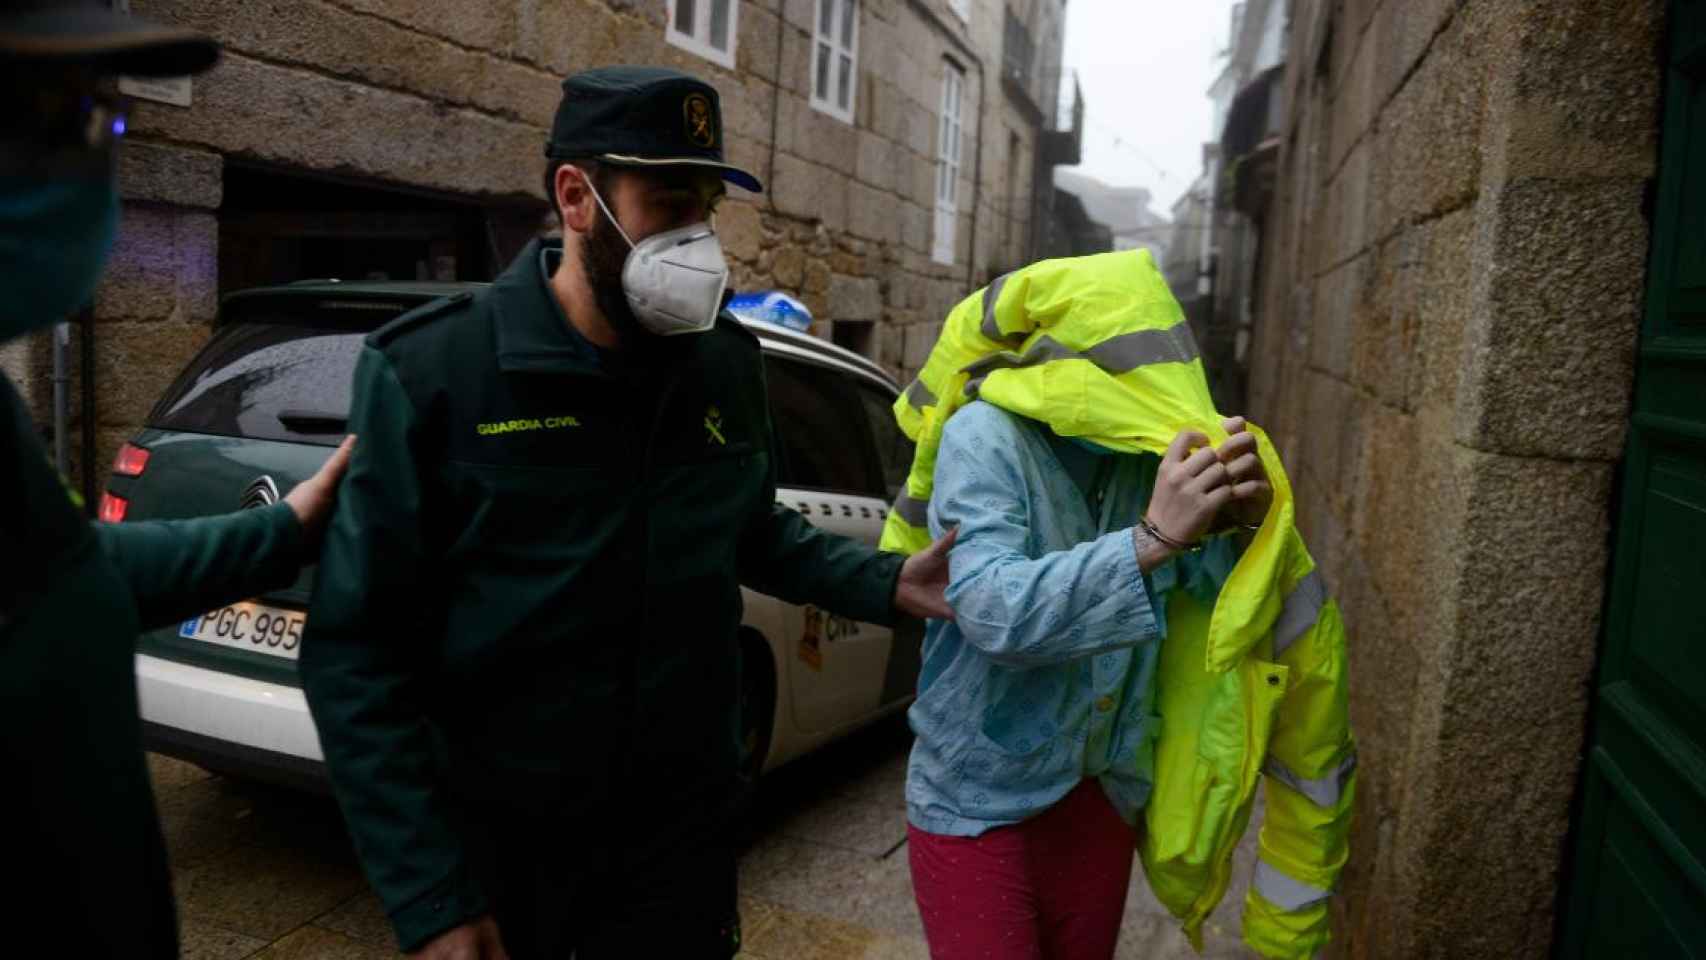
[1244,0,1662,955]
[19,0,1065,490]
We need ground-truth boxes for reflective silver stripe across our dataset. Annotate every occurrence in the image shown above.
[892,492,930,526]
[1253,860,1332,912]
[1265,751,1357,808]
[904,378,938,410]
[1273,569,1327,659]
[961,335,1080,380]
[1083,324,1200,370]
[980,272,1012,340]
[957,325,1200,399]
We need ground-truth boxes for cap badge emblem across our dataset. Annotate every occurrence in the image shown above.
[684,93,716,148]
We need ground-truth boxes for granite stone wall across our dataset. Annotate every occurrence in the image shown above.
[14,0,1056,487]
[1244,1,1663,954]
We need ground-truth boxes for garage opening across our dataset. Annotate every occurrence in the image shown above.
[218,163,539,294]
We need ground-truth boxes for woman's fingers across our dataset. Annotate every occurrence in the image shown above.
[1225,452,1261,482]
[1232,479,1271,500]
[1188,460,1232,494]
[1181,443,1221,478]
[1215,431,1257,463]
[1165,429,1209,465]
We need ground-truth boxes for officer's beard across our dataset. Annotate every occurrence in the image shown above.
[580,210,693,365]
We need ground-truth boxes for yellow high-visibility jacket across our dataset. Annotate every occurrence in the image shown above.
[881,250,1355,959]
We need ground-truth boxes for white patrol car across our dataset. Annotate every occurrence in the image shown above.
[103,281,921,790]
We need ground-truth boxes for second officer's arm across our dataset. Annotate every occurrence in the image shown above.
[299,346,483,953]
[92,435,353,630]
[93,504,304,632]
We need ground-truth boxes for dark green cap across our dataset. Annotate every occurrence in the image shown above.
[546,64,762,193]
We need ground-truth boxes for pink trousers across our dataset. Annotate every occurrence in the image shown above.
[907,779,1138,960]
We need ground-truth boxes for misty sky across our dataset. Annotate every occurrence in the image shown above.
[1062,0,1238,217]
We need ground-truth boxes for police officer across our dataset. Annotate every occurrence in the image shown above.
[300,66,954,959]
[0,3,354,955]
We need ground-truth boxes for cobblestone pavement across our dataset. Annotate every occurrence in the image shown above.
[154,716,1258,959]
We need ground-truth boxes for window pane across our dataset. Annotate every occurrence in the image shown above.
[841,0,856,45]
[709,0,729,49]
[767,357,881,495]
[676,0,696,35]
[816,42,832,98]
[819,0,834,36]
[857,385,913,501]
[149,313,386,447]
[838,54,852,109]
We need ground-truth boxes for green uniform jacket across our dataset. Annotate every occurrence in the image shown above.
[1,379,304,959]
[300,238,905,951]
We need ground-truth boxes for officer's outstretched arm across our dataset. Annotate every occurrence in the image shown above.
[93,503,304,632]
[736,360,903,625]
[299,346,484,954]
[740,500,903,624]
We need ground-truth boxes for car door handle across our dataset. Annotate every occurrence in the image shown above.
[277,409,349,434]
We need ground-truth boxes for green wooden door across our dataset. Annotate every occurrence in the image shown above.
[1560,1,1706,955]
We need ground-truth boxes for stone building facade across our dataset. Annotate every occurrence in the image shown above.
[5,0,1076,498]
[1240,0,1675,955]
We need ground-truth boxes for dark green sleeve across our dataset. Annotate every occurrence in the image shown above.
[736,359,904,625]
[739,504,904,626]
[298,346,484,952]
[92,503,303,632]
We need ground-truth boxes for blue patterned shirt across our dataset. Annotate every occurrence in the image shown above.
[905,401,1236,837]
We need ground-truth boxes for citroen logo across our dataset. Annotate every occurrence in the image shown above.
[241,475,281,510]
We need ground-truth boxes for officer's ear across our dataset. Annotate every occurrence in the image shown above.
[555,163,599,236]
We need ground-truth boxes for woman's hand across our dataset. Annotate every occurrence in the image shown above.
[1145,428,1236,548]
[1215,417,1272,529]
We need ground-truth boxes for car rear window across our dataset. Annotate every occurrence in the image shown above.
[147,296,419,446]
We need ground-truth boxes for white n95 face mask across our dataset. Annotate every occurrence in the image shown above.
[586,179,730,337]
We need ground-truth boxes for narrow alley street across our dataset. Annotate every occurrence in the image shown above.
[155,717,1258,959]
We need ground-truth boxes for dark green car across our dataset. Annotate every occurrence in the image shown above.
[108,281,920,790]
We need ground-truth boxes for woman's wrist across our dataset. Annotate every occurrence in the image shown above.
[1140,513,1200,553]
[1133,521,1179,574]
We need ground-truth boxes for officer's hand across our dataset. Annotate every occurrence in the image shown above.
[1215,416,1272,529]
[895,525,957,621]
[407,915,510,960]
[1145,428,1235,547]
[282,434,356,551]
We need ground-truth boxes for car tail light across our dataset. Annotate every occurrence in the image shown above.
[97,492,129,523]
[112,442,150,477]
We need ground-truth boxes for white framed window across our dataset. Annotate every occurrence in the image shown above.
[947,0,971,22]
[932,61,965,265]
[667,0,739,70]
[810,0,859,124]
